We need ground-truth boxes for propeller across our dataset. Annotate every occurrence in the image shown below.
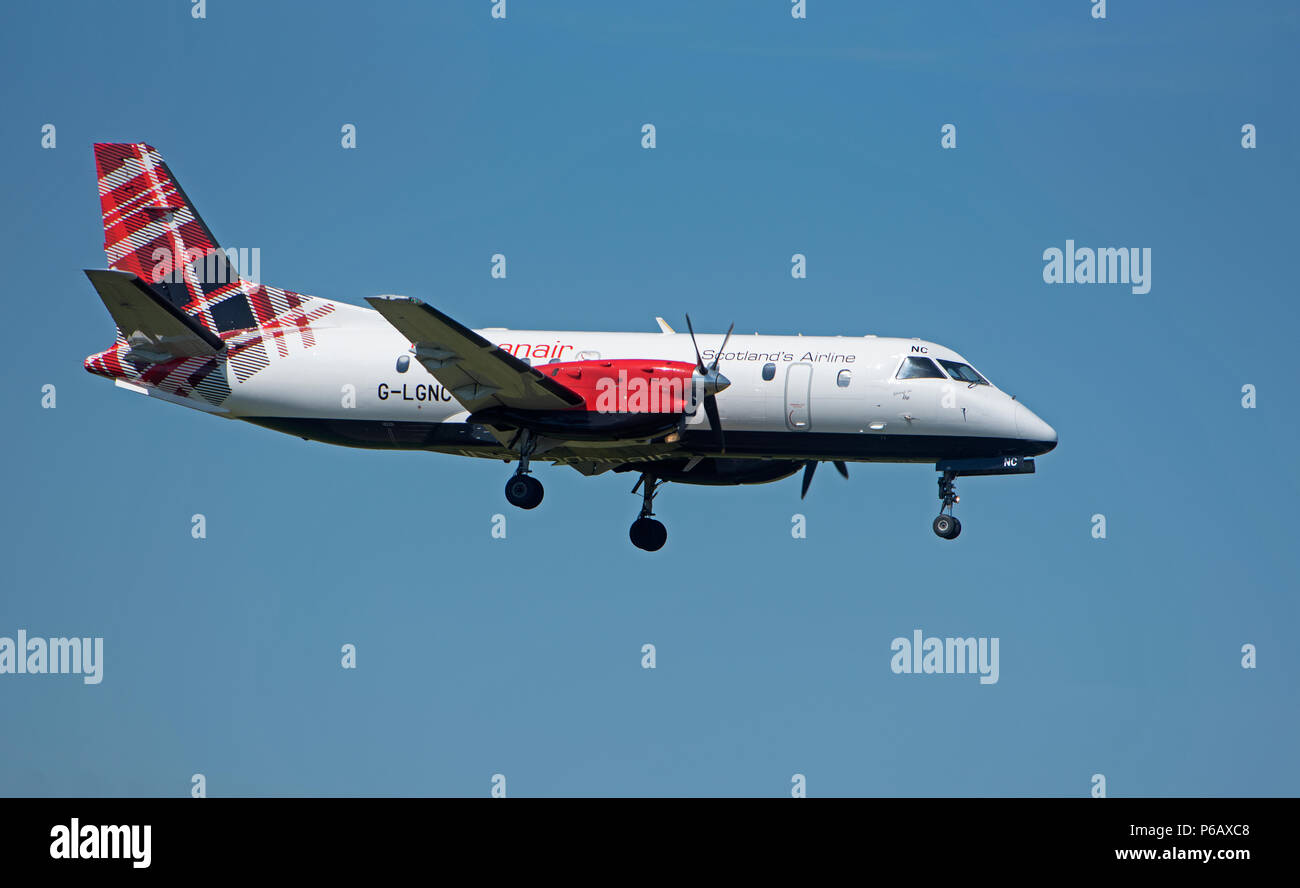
[800,460,850,499]
[684,315,734,451]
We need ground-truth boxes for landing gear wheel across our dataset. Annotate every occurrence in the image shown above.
[629,517,668,551]
[933,514,961,540]
[932,469,962,539]
[505,475,544,510]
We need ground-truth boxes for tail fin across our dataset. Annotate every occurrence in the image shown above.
[93,142,337,338]
[95,143,260,332]
[87,144,339,404]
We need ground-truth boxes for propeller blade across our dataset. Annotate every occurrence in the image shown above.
[684,314,706,374]
[708,323,735,372]
[800,461,817,499]
[685,318,734,450]
[834,460,849,479]
[704,394,725,452]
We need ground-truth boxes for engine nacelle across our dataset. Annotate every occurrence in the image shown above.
[470,358,707,441]
[543,358,698,413]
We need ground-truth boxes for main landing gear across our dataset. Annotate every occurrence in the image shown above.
[933,471,961,540]
[930,456,1038,540]
[504,430,544,510]
[629,473,668,551]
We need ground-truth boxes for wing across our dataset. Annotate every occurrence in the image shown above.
[365,296,584,412]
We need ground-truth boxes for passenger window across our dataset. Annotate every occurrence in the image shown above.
[937,359,989,385]
[896,356,946,379]
[836,369,851,388]
[762,362,776,381]
[577,350,600,361]
[396,355,410,373]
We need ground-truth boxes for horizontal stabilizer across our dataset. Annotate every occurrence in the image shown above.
[85,269,224,361]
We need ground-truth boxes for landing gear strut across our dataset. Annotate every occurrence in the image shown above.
[933,470,962,540]
[629,473,668,551]
[928,456,1039,539]
[504,430,544,509]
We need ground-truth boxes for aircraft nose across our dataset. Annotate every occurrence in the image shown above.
[1014,403,1057,453]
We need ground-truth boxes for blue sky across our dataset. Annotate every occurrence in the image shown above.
[1,1,1296,796]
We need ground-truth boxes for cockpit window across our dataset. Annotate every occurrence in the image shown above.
[896,356,946,379]
[937,360,989,385]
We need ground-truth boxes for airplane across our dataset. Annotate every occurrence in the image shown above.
[82,143,1057,551]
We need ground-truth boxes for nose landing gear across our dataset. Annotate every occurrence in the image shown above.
[629,473,668,551]
[929,456,1038,540]
[504,429,544,510]
[933,470,961,540]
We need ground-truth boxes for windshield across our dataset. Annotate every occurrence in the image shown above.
[937,359,989,385]
[897,356,946,379]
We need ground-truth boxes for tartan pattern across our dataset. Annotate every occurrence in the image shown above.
[84,144,335,406]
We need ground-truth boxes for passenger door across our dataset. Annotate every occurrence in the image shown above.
[785,363,812,430]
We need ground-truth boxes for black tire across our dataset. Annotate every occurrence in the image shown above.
[629,517,668,551]
[932,514,957,539]
[949,517,962,539]
[504,475,544,510]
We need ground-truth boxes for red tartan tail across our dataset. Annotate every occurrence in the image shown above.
[86,144,337,406]
[95,143,250,332]
[94,142,328,338]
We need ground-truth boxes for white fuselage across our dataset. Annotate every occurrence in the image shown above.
[213,302,1056,464]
